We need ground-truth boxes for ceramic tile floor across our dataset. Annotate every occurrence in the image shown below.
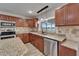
[24,43,44,56]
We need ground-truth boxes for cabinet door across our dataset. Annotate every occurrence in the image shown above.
[16,19,21,27]
[59,45,76,56]
[66,4,79,25]
[17,34,29,44]
[26,19,33,28]
[34,35,44,52]
[16,34,24,43]
[23,21,28,27]
[29,33,44,53]
[26,18,38,28]
[55,7,66,26]
[29,33,35,42]
[16,19,25,27]
[55,3,79,26]
[23,33,29,43]
[32,18,38,27]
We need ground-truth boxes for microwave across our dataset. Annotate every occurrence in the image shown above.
[0,20,16,28]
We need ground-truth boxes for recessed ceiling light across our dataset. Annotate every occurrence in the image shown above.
[28,10,33,14]
[41,18,43,20]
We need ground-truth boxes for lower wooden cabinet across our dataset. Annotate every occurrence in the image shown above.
[59,45,76,56]
[17,33,76,56]
[16,33,29,44]
[29,33,44,53]
[17,33,44,53]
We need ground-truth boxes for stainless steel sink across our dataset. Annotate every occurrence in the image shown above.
[41,32,47,35]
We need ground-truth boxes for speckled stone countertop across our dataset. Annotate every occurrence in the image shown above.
[30,31,66,42]
[61,40,79,50]
[0,37,28,56]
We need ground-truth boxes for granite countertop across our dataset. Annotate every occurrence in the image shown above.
[0,37,28,56]
[61,40,79,51]
[30,31,66,42]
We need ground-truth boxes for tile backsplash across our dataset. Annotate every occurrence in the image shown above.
[15,26,79,42]
[56,26,79,42]
[16,27,32,34]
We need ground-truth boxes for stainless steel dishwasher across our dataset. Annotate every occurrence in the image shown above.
[44,38,57,56]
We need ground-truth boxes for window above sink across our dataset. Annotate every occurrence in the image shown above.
[41,18,56,33]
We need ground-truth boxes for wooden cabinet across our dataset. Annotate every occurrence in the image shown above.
[15,19,27,27]
[17,33,29,44]
[0,14,38,27]
[55,3,79,26]
[29,33,44,53]
[0,14,26,27]
[0,14,20,22]
[55,6,66,26]
[66,4,79,25]
[26,19,34,27]
[23,20,28,27]
[26,18,38,28]
[15,18,28,27]
[59,45,76,56]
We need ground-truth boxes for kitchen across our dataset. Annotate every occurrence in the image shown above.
[0,3,79,56]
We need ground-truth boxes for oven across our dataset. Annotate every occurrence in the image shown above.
[0,20,16,40]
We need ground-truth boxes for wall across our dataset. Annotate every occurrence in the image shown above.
[56,26,79,42]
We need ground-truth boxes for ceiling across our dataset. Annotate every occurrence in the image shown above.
[0,3,65,18]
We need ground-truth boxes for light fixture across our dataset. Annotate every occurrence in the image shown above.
[28,10,33,14]
[41,18,43,21]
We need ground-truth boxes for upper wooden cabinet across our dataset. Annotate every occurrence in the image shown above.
[26,18,38,28]
[55,3,79,26]
[0,14,26,27]
[55,6,65,26]
[0,14,38,27]
[0,14,20,22]
[15,19,27,27]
